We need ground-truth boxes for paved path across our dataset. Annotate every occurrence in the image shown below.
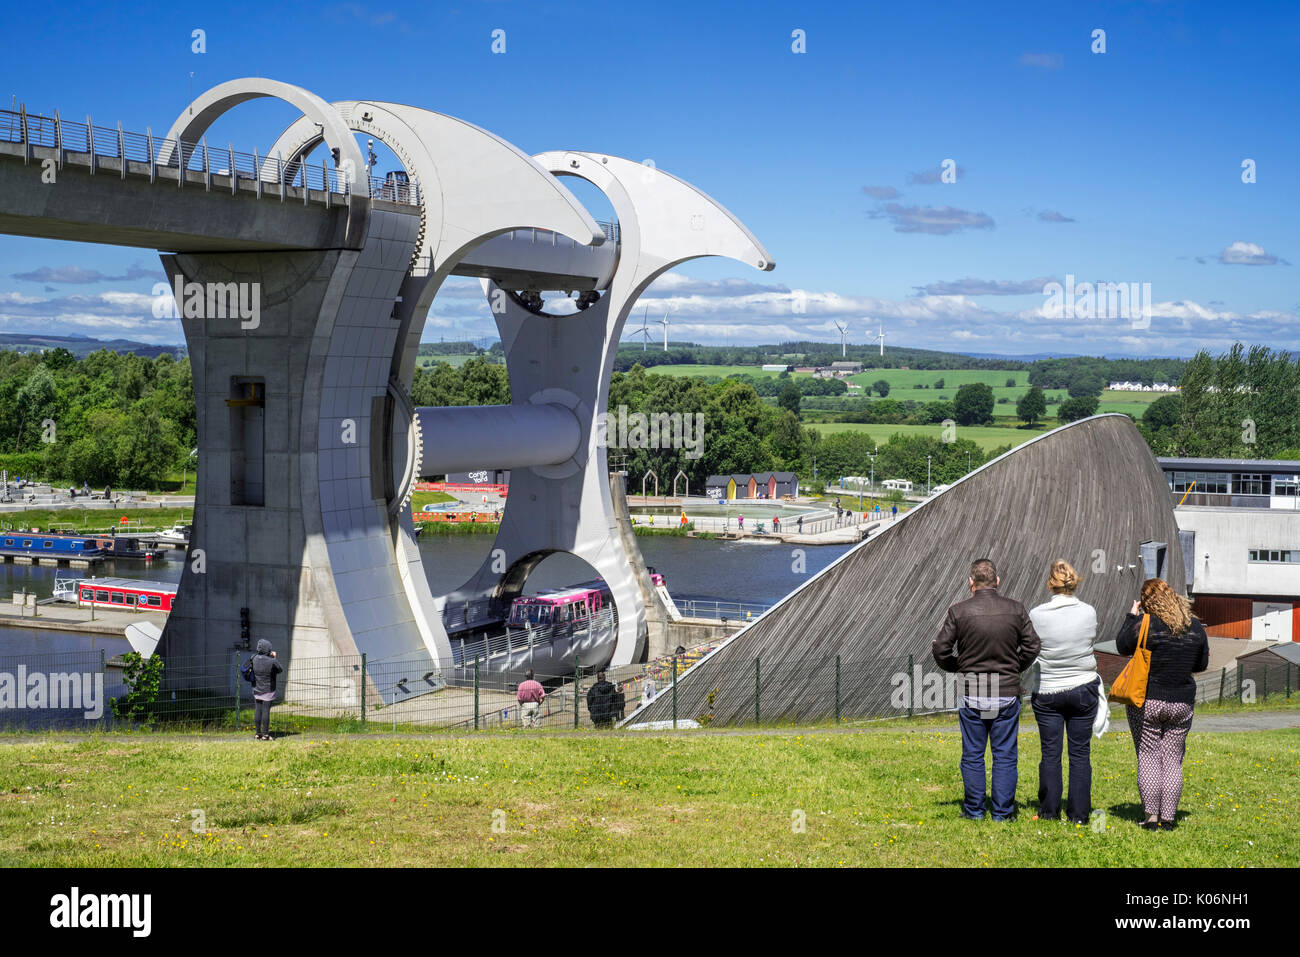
[1,708,1296,745]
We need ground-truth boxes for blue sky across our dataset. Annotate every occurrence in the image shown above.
[1,0,1296,356]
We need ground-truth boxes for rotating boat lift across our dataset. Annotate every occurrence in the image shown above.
[151,78,773,692]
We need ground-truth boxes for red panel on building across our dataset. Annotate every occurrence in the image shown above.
[1192,595,1253,639]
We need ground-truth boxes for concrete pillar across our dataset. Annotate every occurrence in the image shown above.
[159,206,433,700]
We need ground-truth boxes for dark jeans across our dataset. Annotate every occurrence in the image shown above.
[957,697,1021,820]
[1030,680,1099,822]
[255,698,273,736]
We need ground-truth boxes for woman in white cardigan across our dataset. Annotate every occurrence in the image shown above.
[1025,560,1102,824]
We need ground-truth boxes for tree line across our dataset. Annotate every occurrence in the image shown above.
[0,347,193,488]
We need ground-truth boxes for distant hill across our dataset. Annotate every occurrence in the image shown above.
[0,333,185,359]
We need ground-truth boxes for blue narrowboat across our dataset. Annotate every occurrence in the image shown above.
[0,532,105,564]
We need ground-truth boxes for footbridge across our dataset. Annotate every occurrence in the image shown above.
[0,79,774,700]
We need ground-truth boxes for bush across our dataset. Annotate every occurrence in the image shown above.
[110,653,165,725]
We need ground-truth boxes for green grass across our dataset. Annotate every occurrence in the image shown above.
[410,490,457,511]
[642,365,1161,422]
[416,354,495,369]
[0,723,1293,866]
[0,507,193,533]
[806,422,1049,452]
[416,521,500,535]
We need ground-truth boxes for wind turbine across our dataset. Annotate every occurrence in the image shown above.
[660,307,672,352]
[637,307,653,351]
[875,325,885,356]
[835,321,847,357]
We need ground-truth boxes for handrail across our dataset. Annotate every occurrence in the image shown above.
[0,106,419,207]
[451,606,619,666]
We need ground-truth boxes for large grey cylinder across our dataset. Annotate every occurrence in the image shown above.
[416,403,581,474]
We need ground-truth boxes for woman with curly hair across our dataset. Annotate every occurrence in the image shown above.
[1116,578,1209,830]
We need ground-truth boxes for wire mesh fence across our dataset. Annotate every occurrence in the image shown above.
[0,643,1292,733]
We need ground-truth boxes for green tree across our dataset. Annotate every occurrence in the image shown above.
[777,380,801,416]
[953,382,994,426]
[872,379,891,398]
[1016,386,1047,426]
[1057,395,1099,424]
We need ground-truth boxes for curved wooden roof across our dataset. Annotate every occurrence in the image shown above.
[631,414,1185,726]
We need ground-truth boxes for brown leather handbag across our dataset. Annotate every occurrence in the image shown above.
[1109,614,1152,708]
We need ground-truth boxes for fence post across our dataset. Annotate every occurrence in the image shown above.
[672,654,678,729]
[233,650,240,731]
[1237,663,1243,702]
[835,655,841,723]
[754,655,761,725]
[574,655,580,729]
[360,653,367,725]
[1287,663,1292,700]
[1219,666,1226,702]
[101,649,107,731]
[1262,665,1268,702]
[473,660,480,731]
[907,654,914,718]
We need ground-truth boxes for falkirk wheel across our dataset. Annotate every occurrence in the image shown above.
[154,78,775,700]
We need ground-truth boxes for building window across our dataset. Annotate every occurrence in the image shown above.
[1168,471,1230,494]
[1273,476,1299,497]
[1233,473,1266,495]
[1248,549,1299,564]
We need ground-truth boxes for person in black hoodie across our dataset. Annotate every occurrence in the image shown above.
[250,639,284,741]
[586,671,617,728]
[1115,578,1209,830]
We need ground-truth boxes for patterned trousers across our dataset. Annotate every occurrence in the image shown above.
[1125,698,1194,821]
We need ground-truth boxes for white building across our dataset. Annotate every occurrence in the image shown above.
[1161,457,1300,642]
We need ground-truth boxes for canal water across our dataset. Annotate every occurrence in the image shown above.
[0,535,855,652]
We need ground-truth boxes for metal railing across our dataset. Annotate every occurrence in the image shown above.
[449,607,619,666]
[0,105,419,207]
[0,643,1291,733]
[676,598,771,621]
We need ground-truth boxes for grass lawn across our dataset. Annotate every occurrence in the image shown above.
[2,722,1294,867]
[805,422,1048,452]
[0,506,193,533]
[410,490,457,511]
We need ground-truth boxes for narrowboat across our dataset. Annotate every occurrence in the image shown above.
[89,535,166,561]
[0,532,104,564]
[53,577,177,611]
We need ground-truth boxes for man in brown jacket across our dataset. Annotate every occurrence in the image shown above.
[932,558,1041,821]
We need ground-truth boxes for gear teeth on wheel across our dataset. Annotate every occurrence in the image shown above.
[400,412,423,512]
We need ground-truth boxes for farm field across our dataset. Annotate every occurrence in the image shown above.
[805,421,1048,451]
[635,365,1163,421]
[416,354,491,369]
